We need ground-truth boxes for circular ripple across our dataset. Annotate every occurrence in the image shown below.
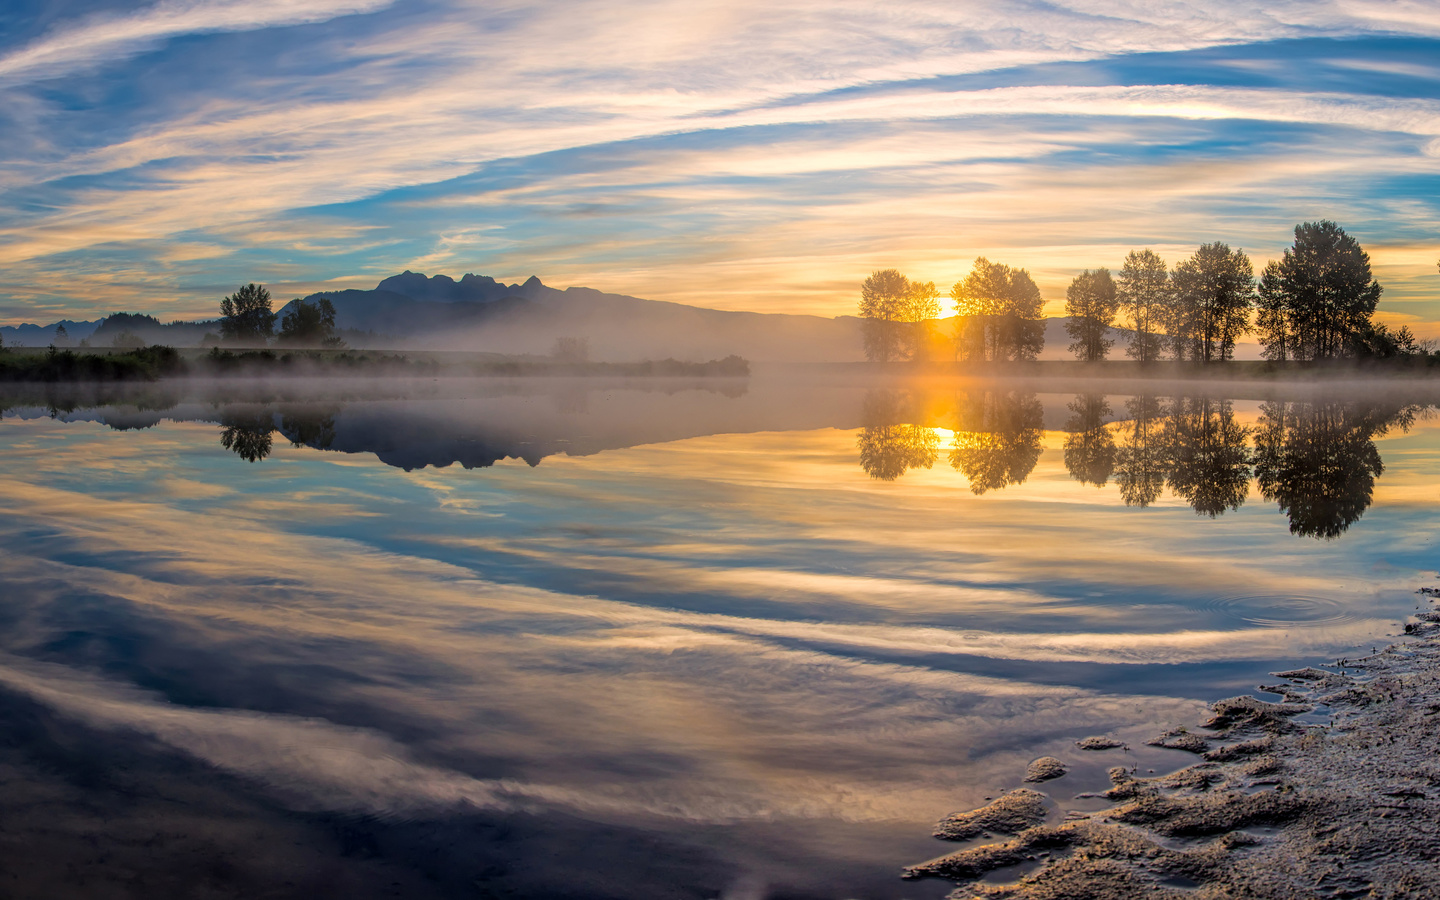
[1206,594,1355,628]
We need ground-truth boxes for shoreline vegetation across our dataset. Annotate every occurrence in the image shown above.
[904,588,1440,898]
[0,345,752,382]
[860,220,1437,369]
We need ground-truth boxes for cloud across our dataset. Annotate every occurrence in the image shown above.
[0,0,393,83]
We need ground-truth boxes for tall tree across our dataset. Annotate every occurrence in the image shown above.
[950,258,1045,361]
[903,280,942,361]
[278,297,343,346]
[220,283,276,344]
[1116,250,1170,364]
[1170,243,1254,363]
[859,269,910,362]
[1063,268,1118,362]
[1254,221,1383,361]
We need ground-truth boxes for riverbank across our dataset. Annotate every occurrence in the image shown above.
[905,589,1440,898]
[0,346,750,381]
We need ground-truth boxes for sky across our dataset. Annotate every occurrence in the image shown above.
[1,0,1439,328]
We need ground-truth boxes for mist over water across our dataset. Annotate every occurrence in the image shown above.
[0,373,1436,898]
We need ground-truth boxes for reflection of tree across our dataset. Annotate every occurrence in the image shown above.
[219,409,275,462]
[857,390,938,481]
[1063,394,1116,486]
[949,390,1044,494]
[279,405,338,450]
[1165,397,1251,516]
[1254,400,1416,538]
[1114,394,1167,507]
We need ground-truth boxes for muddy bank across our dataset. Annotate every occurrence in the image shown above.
[905,592,1440,899]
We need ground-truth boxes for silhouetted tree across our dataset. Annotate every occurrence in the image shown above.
[1064,269,1118,361]
[951,258,1045,362]
[857,390,939,480]
[219,409,274,462]
[1170,243,1254,363]
[949,389,1045,493]
[1117,250,1171,363]
[904,280,942,361]
[859,269,910,362]
[220,283,276,344]
[52,324,71,348]
[1165,396,1251,515]
[1255,221,1383,361]
[1114,394,1168,507]
[278,297,343,347]
[1063,393,1116,486]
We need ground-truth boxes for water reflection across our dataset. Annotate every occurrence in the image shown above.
[948,389,1045,494]
[1063,394,1116,487]
[1255,399,1419,538]
[857,390,939,481]
[855,387,1429,539]
[219,407,275,462]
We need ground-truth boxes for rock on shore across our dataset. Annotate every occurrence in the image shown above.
[904,597,1440,899]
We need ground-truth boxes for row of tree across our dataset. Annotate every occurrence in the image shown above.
[860,221,1418,364]
[857,388,1419,538]
[218,283,344,347]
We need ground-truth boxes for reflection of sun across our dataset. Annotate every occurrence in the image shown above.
[931,427,956,441]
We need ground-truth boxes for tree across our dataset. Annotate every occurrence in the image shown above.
[950,258,1045,361]
[1170,243,1254,363]
[1116,250,1171,363]
[278,297,343,346]
[220,283,276,344]
[1255,221,1382,361]
[903,280,941,360]
[52,324,71,348]
[859,269,910,362]
[1063,268,1118,361]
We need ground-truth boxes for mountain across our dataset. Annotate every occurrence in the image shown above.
[0,319,103,347]
[286,272,865,363]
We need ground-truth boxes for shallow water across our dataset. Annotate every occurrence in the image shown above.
[0,372,1436,898]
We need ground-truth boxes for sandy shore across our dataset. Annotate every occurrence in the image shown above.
[904,589,1440,899]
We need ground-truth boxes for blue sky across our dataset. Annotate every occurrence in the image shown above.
[1,0,1439,327]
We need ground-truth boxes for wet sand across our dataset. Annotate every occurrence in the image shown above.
[905,589,1440,899]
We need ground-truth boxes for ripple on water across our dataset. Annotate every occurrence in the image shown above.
[1206,593,1355,629]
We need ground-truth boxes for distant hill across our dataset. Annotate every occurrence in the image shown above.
[284,272,865,363]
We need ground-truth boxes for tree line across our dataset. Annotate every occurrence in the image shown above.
[857,388,1420,538]
[215,283,344,347]
[859,221,1422,364]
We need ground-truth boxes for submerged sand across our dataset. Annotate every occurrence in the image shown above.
[905,593,1440,899]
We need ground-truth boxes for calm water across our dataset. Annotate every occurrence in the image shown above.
[1,373,1437,899]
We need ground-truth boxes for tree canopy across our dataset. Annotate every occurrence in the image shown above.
[858,269,939,362]
[1116,250,1170,364]
[220,283,276,344]
[1256,221,1383,361]
[278,296,342,346]
[1170,243,1254,363]
[951,258,1044,362]
[1063,268,1118,362]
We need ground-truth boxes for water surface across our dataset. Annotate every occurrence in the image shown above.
[1,373,1436,898]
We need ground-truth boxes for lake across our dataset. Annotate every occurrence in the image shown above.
[0,371,1435,899]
